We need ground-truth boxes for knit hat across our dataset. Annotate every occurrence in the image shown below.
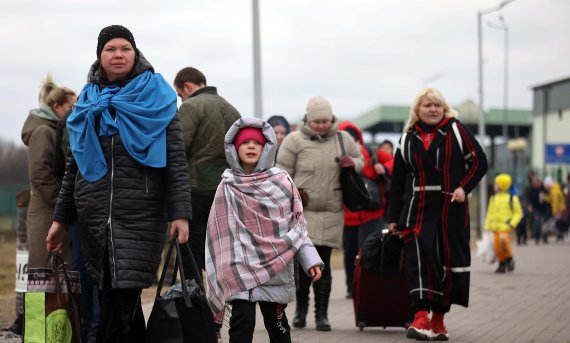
[305,96,333,122]
[233,127,267,148]
[495,173,512,191]
[96,25,136,58]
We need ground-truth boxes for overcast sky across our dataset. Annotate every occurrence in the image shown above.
[1,0,569,145]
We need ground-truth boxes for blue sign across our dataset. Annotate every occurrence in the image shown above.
[545,144,570,164]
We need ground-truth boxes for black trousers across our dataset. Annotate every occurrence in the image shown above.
[229,300,291,343]
[96,252,145,343]
[298,245,332,288]
[404,235,450,315]
[183,190,216,273]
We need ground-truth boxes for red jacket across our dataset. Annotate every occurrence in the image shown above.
[338,121,394,226]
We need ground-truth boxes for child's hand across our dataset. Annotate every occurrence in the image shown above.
[308,265,322,282]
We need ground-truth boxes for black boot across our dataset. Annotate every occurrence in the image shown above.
[506,257,515,272]
[6,314,23,335]
[314,281,332,331]
[293,265,311,328]
[495,262,506,274]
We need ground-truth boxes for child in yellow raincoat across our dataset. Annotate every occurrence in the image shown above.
[485,174,523,273]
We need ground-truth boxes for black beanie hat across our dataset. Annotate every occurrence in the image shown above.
[96,25,136,58]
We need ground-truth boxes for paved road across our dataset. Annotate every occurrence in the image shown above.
[204,239,570,343]
[4,238,568,342]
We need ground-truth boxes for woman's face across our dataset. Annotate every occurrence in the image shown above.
[52,95,76,119]
[100,38,136,82]
[309,119,332,136]
[417,97,445,126]
[238,139,263,173]
[273,125,287,145]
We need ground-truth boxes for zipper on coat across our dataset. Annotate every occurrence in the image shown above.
[436,147,440,170]
[144,167,149,194]
[107,135,117,285]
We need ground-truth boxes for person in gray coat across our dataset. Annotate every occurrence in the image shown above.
[206,117,323,343]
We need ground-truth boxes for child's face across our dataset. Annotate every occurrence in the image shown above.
[238,139,263,173]
[494,182,501,193]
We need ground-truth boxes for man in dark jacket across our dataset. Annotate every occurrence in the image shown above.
[174,67,241,272]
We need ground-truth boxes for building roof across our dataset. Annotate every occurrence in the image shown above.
[531,76,570,90]
[352,99,532,136]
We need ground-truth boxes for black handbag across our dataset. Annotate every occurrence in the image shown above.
[337,132,383,211]
[360,227,405,277]
[145,234,217,343]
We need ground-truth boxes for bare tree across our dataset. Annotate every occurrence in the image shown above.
[0,139,28,186]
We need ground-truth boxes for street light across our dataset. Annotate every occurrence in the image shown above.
[477,0,516,236]
[422,72,444,86]
[487,14,509,140]
[252,0,263,118]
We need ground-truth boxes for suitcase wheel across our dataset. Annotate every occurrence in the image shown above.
[357,321,365,331]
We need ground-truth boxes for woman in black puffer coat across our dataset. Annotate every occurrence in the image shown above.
[47,25,191,343]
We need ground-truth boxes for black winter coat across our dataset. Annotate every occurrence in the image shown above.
[53,55,192,289]
[53,115,191,289]
[389,118,487,307]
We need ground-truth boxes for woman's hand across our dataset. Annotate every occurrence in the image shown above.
[388,222,398,234]
[338,155,355,168]
[451,187,466,203]
[308,265,322,282]
[170,219,190,244]
[46,221,67,254]
[374,163,386,175]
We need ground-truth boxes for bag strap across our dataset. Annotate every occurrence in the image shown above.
[49,250,82,340]
[47,251,62,294]
[451,121,463,155]
[379,235,385,273]
[174,238,193,307]
[336,131,346,156]
[156,236,176,297]
[155,233,192,307]
[182,242,207,295]
[399,132,408,161]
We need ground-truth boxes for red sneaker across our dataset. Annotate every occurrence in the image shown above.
[406,311,432,341]
[431,312,449,341]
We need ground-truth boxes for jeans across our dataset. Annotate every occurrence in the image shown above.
[70,222,100,343]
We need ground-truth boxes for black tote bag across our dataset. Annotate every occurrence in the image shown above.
[145,234,217,343]
[337,132,382,211]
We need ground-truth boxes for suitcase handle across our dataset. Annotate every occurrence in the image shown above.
[378,230,405,274]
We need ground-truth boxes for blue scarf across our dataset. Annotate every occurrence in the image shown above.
[68,70,177,182]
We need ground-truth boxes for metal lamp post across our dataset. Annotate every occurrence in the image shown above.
[477,0,515,236]
[252,0,263,118]
[487,14,510,140]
